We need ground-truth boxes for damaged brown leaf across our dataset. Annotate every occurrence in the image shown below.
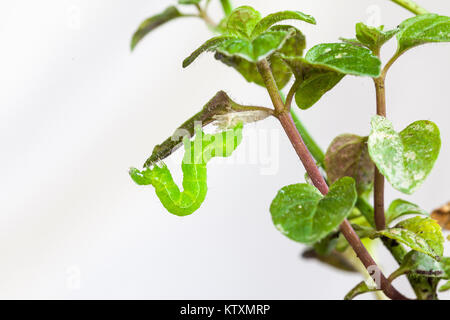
[325,134,374,195]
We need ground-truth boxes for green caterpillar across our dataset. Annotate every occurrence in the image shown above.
[129,123,243,216]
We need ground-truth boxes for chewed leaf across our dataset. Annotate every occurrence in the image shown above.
[368,116,441,194]
[325,134,374,195]
[183,36,234,68]
[344,281,379,300]
[131,6,183,51]
[251,10,316,38]
[130,124,243,216]
[397,14,450,54]
[270,177,357,244]
[355,23,398,52]
[305,43,381,77]
[386,199,429,226]
[225,6,262,38]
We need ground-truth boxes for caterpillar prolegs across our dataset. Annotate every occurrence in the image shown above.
[129,123,243,216]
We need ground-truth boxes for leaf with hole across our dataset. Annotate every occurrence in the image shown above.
[368,116,441,194]
[270,177,357,244]
[325,134,374,196]
[397,14,450,54]
[131,6,183,51]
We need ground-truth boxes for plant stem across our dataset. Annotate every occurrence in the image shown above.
[256,61,287,115]
[290,109,325,168]
[389,0,429,15]
[278,112,330,194]
[220,0,233,16]
[195,4,216,28]
[373,77,387,231]
[256,58,409,300]
[285,79,301,111]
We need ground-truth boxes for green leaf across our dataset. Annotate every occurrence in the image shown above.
[295,69,344,110]
[325,134,374,196]
[397,217,444,258]
[183,36,234,68]
[389,251,445,282]
[374,217,444,260]
[367,116,441,194]
[213,25,304,89]
[386,199,429,226]
[225,6,262,38]
[305,43,381,77]
[271,25,306,58]
[178,0,202,4]
[442,257,450,278]
[283,57,344,110]
[397,14,450,54]
[131,6,183,51]
[344,281,379,300]
[251,10,316,38]
[216,30,294,63]
[270,177,357,244]
[355,23,398,52]
[440,281,450,292]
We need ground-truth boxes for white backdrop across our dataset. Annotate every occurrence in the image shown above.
[0,0,449,299]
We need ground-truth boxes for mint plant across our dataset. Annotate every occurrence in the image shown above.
[129,0,450,299]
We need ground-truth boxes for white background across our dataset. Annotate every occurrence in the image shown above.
[0,0,449,299]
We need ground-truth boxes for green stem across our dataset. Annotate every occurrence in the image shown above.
[220,0,233,16]
[390,0,429,15]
